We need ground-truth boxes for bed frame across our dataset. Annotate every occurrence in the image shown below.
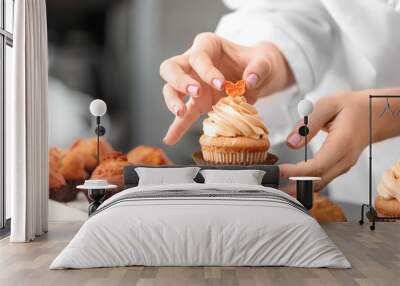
[123,165,280,189]
[87,165,280,215]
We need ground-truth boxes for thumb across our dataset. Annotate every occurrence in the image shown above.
[242,43,293,94]
[242,55,272,90]
[286,98,338,149]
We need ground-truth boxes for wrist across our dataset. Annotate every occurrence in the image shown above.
[351,92,370,149]
[356,88,400,143]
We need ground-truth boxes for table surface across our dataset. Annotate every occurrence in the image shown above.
[0,222,399,286]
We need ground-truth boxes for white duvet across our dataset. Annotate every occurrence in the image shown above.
[50,183,350,269]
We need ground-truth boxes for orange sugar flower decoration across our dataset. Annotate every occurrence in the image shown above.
[224,80,246,97]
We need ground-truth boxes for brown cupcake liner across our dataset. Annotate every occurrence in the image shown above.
[202,150,266,164]
[49,179,86,203]
[192,151,278,166]
[49,187,78,203]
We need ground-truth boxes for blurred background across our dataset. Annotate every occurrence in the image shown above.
[47,0,382,222]
[46,0,309,220]
[47,0,304,162]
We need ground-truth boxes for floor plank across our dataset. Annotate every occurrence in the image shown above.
[0,222,399,286]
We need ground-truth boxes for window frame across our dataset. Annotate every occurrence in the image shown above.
[0,0,13,234]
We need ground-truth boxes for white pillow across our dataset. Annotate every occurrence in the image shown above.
[135,167,200,186]
[200,169,266,185]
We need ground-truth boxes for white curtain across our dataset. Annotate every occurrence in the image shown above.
[7,0,48,242]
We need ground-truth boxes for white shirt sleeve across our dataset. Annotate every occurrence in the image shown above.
[215,0,336,94]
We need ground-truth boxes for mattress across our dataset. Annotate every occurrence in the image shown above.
[50,183,350,269]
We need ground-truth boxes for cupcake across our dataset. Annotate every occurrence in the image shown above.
[200,80,270,165]
[375,161,400,217]
[90,152,130,198]
[49,169,67,190]
[49,147,63,173]
[48,169,71,202]
[49,148,67,191]
[69,137,114,172]
[48,148,83,202]
[127,145,173,166]
[59,149,87,181]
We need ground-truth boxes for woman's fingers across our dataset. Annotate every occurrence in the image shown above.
[189,51,225,91]
[279,159,329,194]
[242,56,272,90]
[286,97,339,149]
[161,33,225,96]
[281,130,345,178]
[160,56,201,97]
[163,98,202,145]
[280,124,351,192]
[279,182,296,197]
[314,155,357,191]
[162,84,186,117]
[242,43,291,91]
[280,153,357,195]
[280,158,324,181]
[309,127,358,190]
[189,33,225,91]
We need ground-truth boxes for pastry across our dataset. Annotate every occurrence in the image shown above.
[49,147,63,173]
[48,169,73,202]
[90,152,130,197]
[69,137,114,172]
[127,145,173,165]
[59,149,87,181]
[49,148,67,190]
[200,80,270,164]
[310,193,347,222]
[48,148,79,202]
[49,169,67,190]
[375,161,400,217]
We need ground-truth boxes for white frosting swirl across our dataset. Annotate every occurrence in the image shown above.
[203,96,268,139]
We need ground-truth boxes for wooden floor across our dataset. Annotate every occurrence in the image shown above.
[0,222,399,286]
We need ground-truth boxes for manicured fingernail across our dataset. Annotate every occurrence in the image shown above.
[187,85,199,97]
[162,135,169,143]
[172,105,181,116]
[246,73,259,88]
[212,78,223,90]
[288,133,302,146]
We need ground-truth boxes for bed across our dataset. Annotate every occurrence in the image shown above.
[50,165,350,269]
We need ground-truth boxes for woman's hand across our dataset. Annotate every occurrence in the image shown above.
[160,32,294,145]
[280,88,400,194]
